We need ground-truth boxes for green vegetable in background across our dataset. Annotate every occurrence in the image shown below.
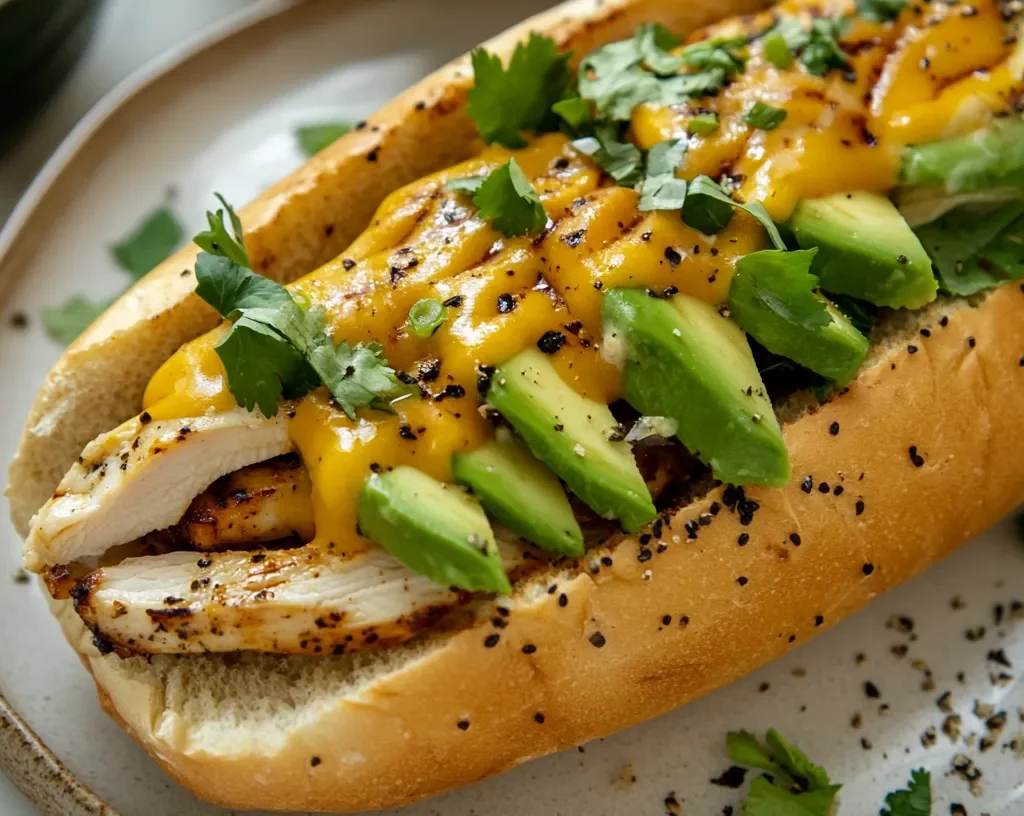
[43,204,183,345]
[295,122,352,157]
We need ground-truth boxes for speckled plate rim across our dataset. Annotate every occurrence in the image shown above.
[0,2,330,812]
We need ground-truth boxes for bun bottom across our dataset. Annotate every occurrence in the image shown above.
[50,283,1024,813]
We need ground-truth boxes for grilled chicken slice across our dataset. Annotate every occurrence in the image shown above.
[178,453,314,551]
[24,409,291,572]
[71,540,540,656]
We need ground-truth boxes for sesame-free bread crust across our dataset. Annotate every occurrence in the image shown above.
[12,0,1024,812]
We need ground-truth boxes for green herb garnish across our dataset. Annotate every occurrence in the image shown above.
[43,204,183,345]
[407,298,448,337]
[111,206,184,280]
[800,17,851,77]
[194,197,401,418]
[194,193,249,268]
[41,296,111,346]
[467,33,573,148]
[726,729,842,816]
[881,768,931,816]
[857,0,907,24]
[745,101,788,130]
[295,122,352,157]
[915,200,1024,295]
[637,140,688,211]
[683,175,786,248]
[551,96,594,134]
[449,158,548,236]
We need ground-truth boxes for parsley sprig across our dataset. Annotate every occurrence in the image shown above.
[881,769,931,816]
[194,197,402,418]
[726,729,842,816]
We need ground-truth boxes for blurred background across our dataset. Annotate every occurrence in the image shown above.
[0,0,258,225]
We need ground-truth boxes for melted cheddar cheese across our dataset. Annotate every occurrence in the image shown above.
[143,0,1021,553]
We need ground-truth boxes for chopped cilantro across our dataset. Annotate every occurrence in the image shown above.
[881,769,931,816]
[638,140,688,211]
[194,198,401,418]
[726,728,842,816]
[745,101,788,130]
[445,176,486,195]
[44,203,183,346]
[800,17,850,77]
[857,0,907,24]
[465,158,548,236]
[572,133,644,186]
[467,33,573,148]
[111,206,183,280]
[683,175,786,248]
[678,36,748,76]
[689,112,719,134]
[636,22,683,75]
[41,296,111,346]
[771,17,812,52]
[295,122,352,157]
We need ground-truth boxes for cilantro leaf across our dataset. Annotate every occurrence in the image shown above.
[679,36,748,75]
[41,295,111,346]
[683,175,787,248]
[770,17,811,52]
[800,17,850,77]
[638,139,688,211]
[111,206,183,280]
[636,22,683,75]
[467,33,573,148]
[216,316,317,417]
[881,769,931,816]
[745,776,841,816]
[194,193,249,268]
[915,200,1024,295]
[745,101,787,130]
[295,122,352,157]
[727,729,842,816]
[552,96,595,134]
[857,0,907,24]
[446,176,486,195]
[471,158,548,236]
[194,197,401,418]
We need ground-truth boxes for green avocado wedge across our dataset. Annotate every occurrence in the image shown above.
[728,249,869,385]
[357,466,511,594]
[453,433,585,557]
[603,288,790,487]
[788,191,937,309]
[488,347,656,533]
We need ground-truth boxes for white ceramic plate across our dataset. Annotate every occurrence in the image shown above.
[0,1,1022,813]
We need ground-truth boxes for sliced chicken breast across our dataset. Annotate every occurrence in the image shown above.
[178,453,314,551]
[24,409,291,572]
[71,540,539,656]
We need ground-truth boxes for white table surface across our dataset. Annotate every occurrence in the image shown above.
[0,2,256,809]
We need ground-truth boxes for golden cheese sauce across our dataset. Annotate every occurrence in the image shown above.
[143,0,1021,553]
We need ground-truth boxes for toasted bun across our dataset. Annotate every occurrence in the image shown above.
[12,0,1024,812]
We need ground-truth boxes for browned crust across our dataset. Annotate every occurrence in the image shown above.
[14,0,1024,812]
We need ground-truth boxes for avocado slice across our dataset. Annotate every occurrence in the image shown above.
[788,191,937,309]
[728,248,869,385]
[452,432,584,557]
[357,466,511,594]
[603,288,790,487]
[488,347,656,533]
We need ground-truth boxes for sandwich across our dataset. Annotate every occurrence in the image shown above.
[8,0,1024,810]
